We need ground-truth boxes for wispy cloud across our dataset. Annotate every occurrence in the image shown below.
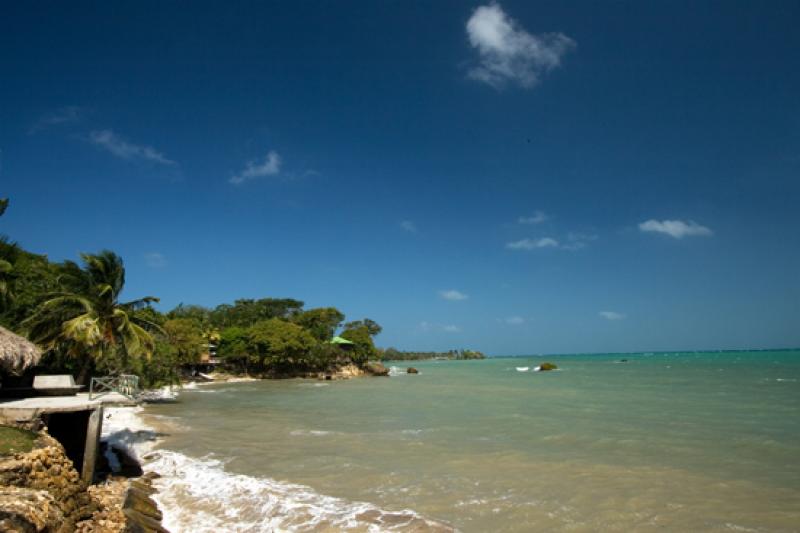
[507,231,596,251]
[400,220,417,233]
[561,232,598,251]
[518,211,548,224]
[144,252,167,268]
[599,311,625,321]
[419,321,462,333]
[29,106,82,134]
[230,150,282,185]
[439,289,469,301]
[639,219,713,239]
[506,237,559,250]
[502,316,525,325]
[466,3,575,89]
[89,129,176,166]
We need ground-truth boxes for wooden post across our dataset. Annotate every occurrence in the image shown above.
[81,406,103,484]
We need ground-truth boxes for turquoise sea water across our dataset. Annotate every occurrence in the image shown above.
[139,351,800,532]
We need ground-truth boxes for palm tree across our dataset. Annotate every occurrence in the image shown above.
[24,250,160,383]
[0,253,13,309]
[0,199,14,309]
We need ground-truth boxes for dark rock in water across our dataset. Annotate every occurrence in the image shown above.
[113,445,144,478]
[129,479,158,496]
[98,442,144,478]
[620,359,628,363]
[407,367,419,374]
[124,488,162,521]
[364,362,390,376]
[539,362,558,371]
[123,507,170,533]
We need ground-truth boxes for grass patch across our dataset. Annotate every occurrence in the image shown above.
[0,425,38,455]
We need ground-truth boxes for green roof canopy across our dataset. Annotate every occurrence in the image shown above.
[329,336,355,345]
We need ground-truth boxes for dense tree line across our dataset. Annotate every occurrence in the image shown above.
[0,198,381,387]
[380,348,486,361]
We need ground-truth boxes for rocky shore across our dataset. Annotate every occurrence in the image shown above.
[187,361,392,384]
[0,423,168,532]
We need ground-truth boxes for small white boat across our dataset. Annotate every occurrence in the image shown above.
[515,367,529,372]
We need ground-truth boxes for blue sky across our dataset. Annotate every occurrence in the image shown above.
[1,1,798,354]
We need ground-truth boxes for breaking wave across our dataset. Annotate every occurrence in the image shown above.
[102,402,453,532]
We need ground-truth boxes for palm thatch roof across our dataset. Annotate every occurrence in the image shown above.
[0,325,43,376]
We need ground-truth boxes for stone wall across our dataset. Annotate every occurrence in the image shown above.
[0,430,92,531]
[0,426,166,532]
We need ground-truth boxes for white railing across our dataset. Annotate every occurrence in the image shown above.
[88,374,140,400]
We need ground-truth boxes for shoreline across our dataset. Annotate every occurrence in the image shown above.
[104,380,455,532]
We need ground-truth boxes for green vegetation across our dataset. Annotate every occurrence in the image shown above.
[0,426,37,455]
[380,348,486,361]
[0,196,385,385]
[0,196,471,387]
[22,251,160,383]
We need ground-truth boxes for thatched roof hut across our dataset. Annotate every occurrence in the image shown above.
[0,325,42,376]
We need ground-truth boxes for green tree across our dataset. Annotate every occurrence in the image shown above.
[163,318,205,365]
[292,307,345,341]
[217,326,250,372]
[210,298,304,328]
[167,304,211,326]
[24,251,160,383]
[218,326,248,359]
[340,325,378,364]
[343,318,382,336]
[0,238,18,311]
[246,318,316,372]
[0,247,62,329]
[127,339,181,388]
[0,199,15,310]
[130,305,167,328]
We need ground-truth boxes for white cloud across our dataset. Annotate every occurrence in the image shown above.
[419,321,462,333]
[518,211,548,224]
[230,150,282,185]
[506,237,559,250]
[439,289,469,301]
[144,252,167,268]
[30,106,82,134]
[466,3,575,89]
[503,316,525,325]
[400,220,417,233]
[599,311,625,321]
[639,219,713,239]
[561,231,598,251]
[90,129,176,166]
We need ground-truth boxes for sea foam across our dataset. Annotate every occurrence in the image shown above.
[102,399,453,532]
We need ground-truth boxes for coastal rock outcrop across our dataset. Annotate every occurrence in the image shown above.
[0,486,66,532]
[407,367,419,374]
[538,363,558,371]
[0,424,169,533]
[364,362,390,376]
[0,427,92,531]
